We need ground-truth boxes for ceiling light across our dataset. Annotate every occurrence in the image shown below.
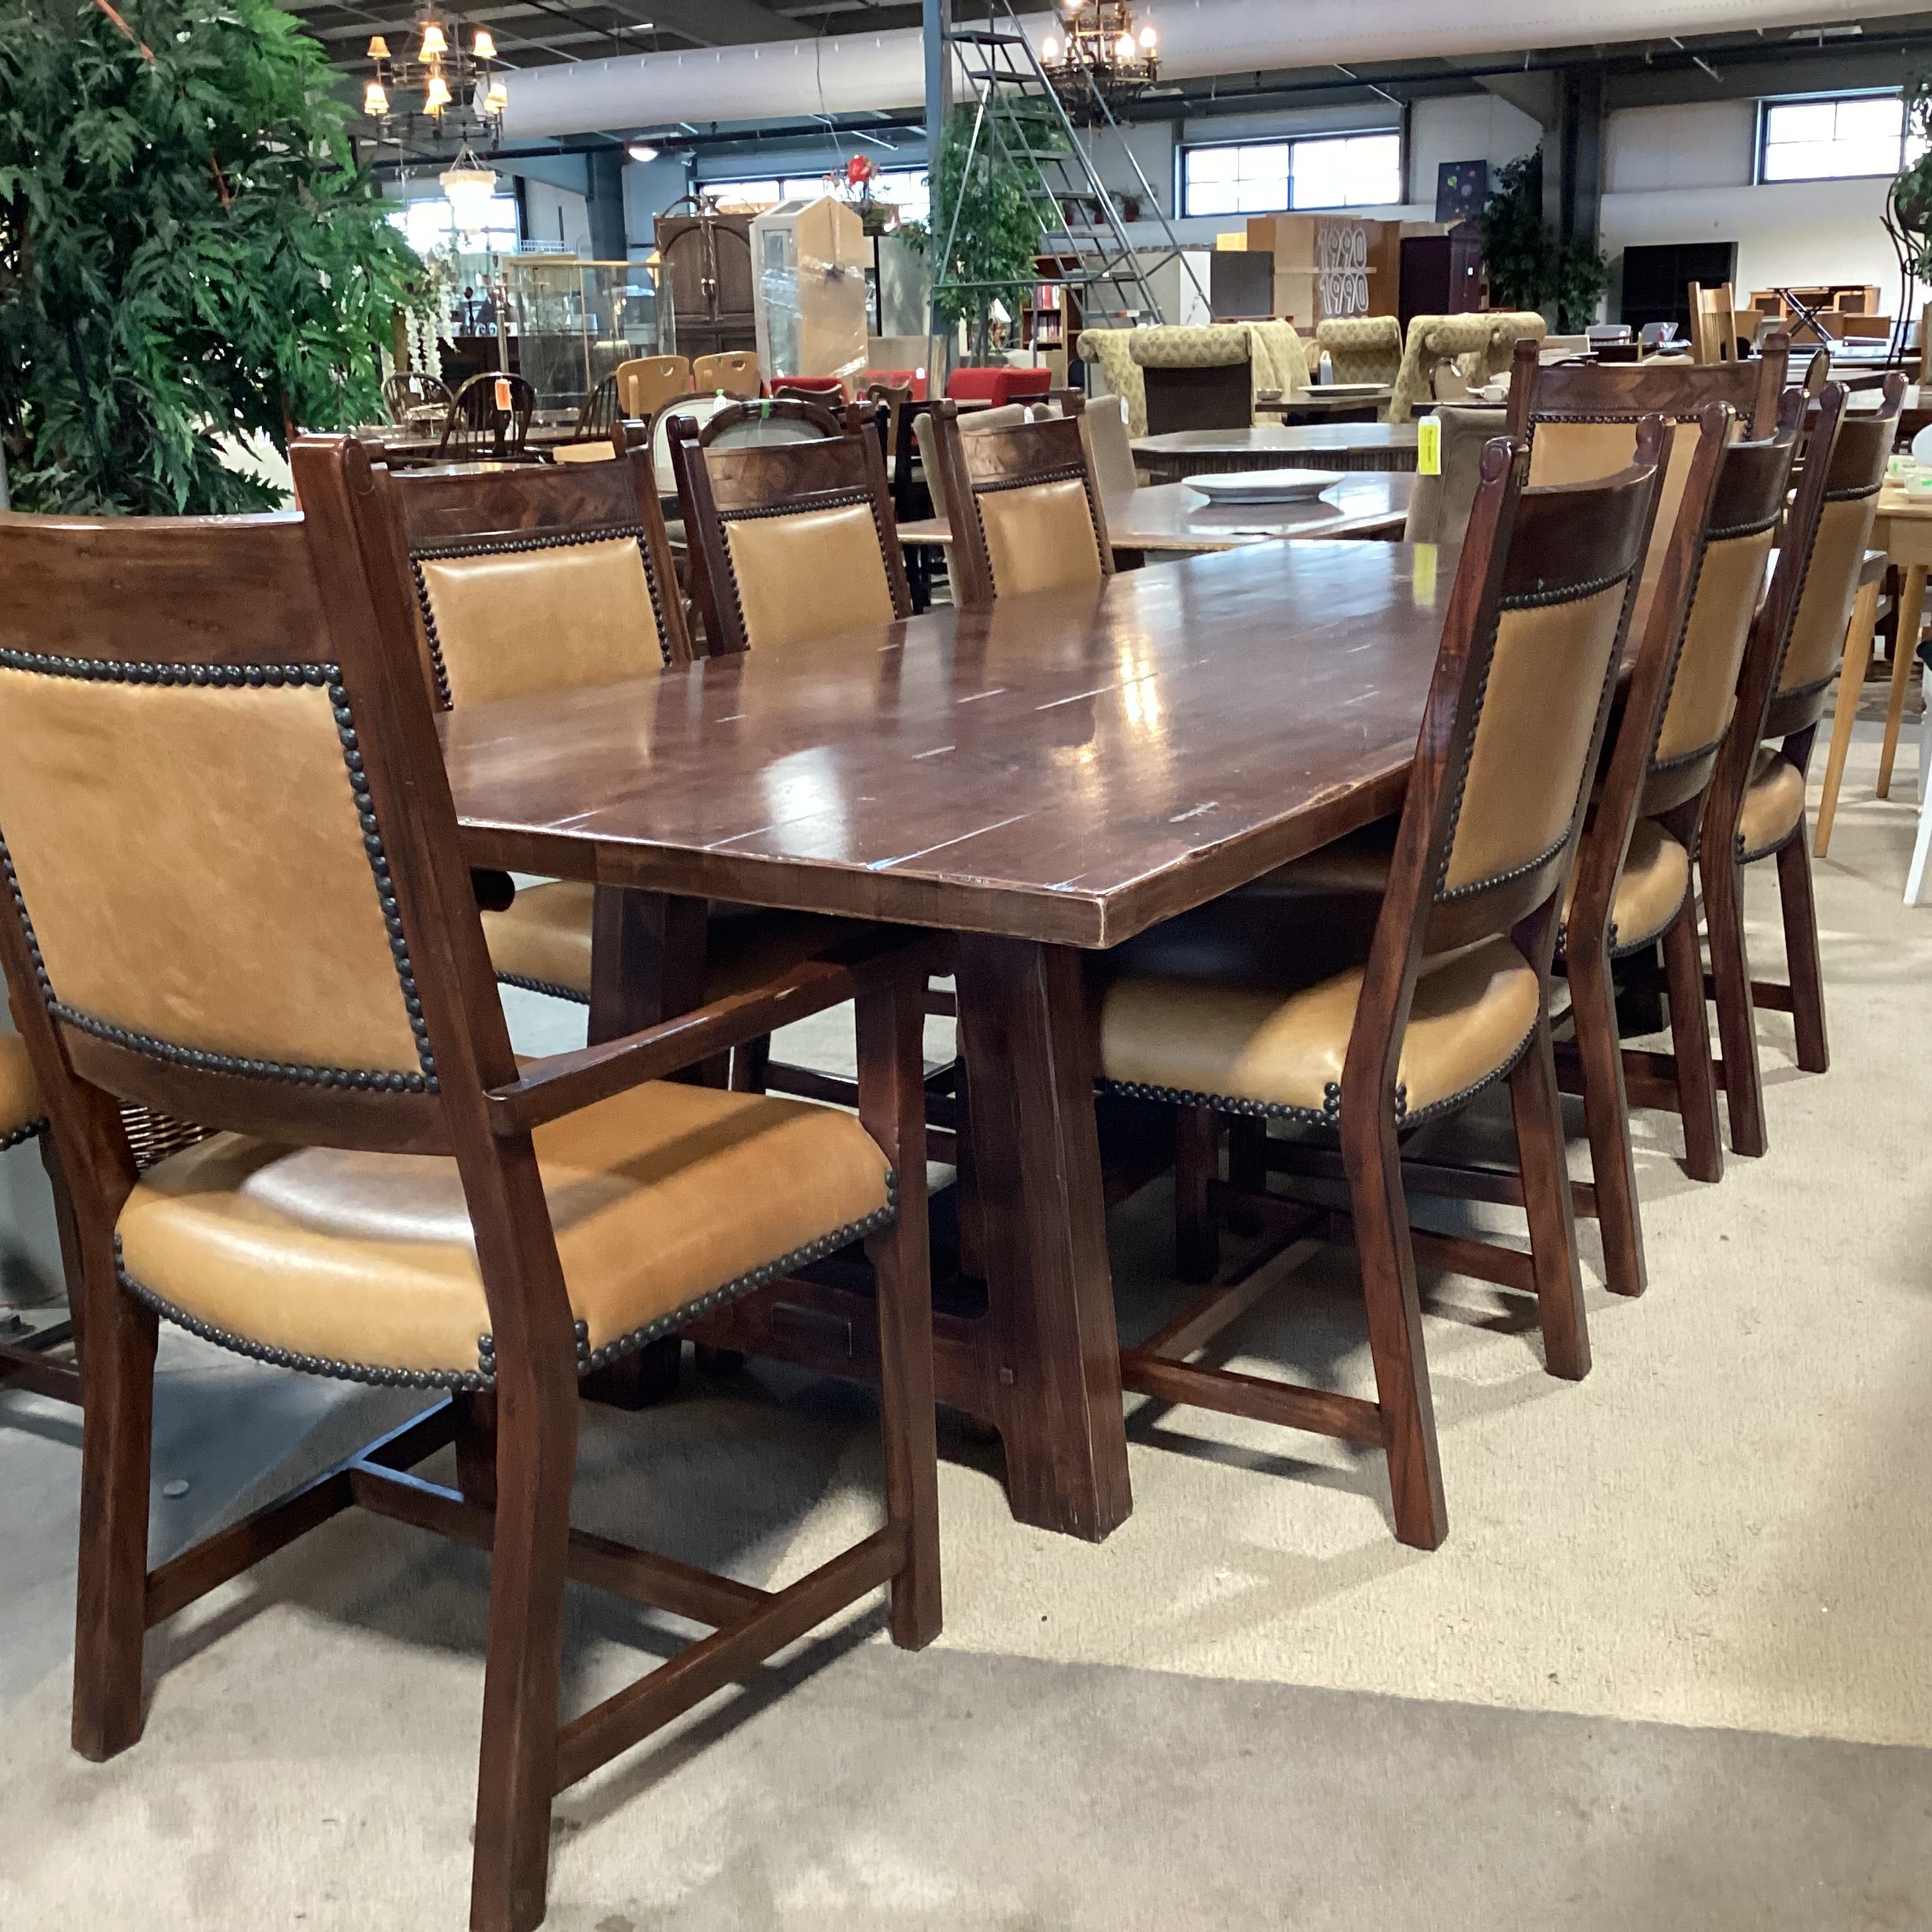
[417,20,447,58]
[1139,24,1156,50]
[363,78,389,115]
[441,156,500,238]
[365,34,390,58]
[423,72,451,111]
[628,141,660,163]
[472,27,496,58]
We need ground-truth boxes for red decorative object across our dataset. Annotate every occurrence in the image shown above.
[845,154,878,189]
[945,367,1053,406]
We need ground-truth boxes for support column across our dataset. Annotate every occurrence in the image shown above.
[586,148,628,265]
[924,0,953,356]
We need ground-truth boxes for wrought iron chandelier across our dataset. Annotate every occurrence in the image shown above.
[1039,0,1159,123]
[361,8,507,150]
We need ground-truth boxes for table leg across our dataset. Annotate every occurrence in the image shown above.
[955,935,1131,1543]
[1814,576,1879,857]
[1878,564,1926,800]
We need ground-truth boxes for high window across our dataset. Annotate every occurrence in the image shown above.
[1181,132,1402,218]
[1759,92,1926,182]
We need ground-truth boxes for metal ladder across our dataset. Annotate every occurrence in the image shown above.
[934,0,1204,334]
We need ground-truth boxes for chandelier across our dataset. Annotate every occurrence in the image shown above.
[1039,1,1159,124]
[361,9,507,150]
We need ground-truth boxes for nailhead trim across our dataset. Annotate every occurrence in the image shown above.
[412,526,676,695]
[0,657,435,1095]
[495,970,591,1006]
[1497,565,1630,613]
[1100,1024,1536,1133]
[0,1117,47,1152]
[113,1177,899,1391]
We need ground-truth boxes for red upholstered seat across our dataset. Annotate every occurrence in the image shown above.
[945,367,1052,406]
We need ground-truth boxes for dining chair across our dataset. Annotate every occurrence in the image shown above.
[691,350,762,399]
[1401,404,1507,545]
[1687,283,1741,365]
[1702,375,1903,1156]
[945,366,1052,406]
[1090,426,1668,1549]
[668,399,910,654]
[772,374,847,405]
[614,354,691,423]
[384,369,452,427]
[568,371,620,443]
[923,395,1112,612]
[0,1032,73,1406]
[1080,391,1140,497]
[0,444,942,1932]
[1905,636,1932,906]
[436,371,537,462]
[368,431,860,1024]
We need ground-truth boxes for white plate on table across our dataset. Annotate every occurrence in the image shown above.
[1186,469,1346,504]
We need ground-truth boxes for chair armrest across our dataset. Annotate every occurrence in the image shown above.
[484,928,949,1136]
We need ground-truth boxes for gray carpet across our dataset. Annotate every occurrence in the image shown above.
[1,706,1928,1930]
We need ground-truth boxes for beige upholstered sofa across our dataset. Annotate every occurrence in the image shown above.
[1314,315,1403,386]
[1076,328,1144,434]
[1386,311,1546,421]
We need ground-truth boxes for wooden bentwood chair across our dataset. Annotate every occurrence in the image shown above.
[924,394,1113,612]
[0,445,942,1932]
[1091,428,1668,1550]
[668,398,911,654]
[437,371,538,462]
[373,429,860,1061]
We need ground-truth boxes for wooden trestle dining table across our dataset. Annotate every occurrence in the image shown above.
[444,540,1458,1541]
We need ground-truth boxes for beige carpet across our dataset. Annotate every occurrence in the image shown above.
[2,708,1928,1929]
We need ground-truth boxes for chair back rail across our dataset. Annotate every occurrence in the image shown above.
[384,370,451,427]
[1342,425,1667,1131]
[571,373,621,441]
[924,395,1113,612]
[370,421,690,709]
[669,399,910,654]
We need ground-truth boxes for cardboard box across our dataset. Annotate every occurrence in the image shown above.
[1247,214,1400,324]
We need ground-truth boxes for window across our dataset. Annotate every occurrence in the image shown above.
[1759,92,1927,182]
[388,195,520,259]
[706,168,930,226]
[1181,132,1402,218]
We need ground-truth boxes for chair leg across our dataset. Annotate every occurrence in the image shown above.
[1878,564,1926,799]
[1660,896,1724,1184]
[1776,825,1829,1075]
[1702,846,1768,1159]
[1814,575,1879,857]
[71,1273,158,1762]
[1174,1105,1221,1285]
[1342,1114,1447,1551]
[1564,944,1646,1301]
[452,1391,499,1510]
[469,1353,578,1932]
[1909,680,1932,906]
[1225,1116,1267,1234]
[1508,1020,1594,1373]
[857,981,942,1652]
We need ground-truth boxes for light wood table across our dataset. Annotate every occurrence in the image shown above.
[1815,488,1930,856]
[444,541,1456,1541]
[1133,423,1420,481]
[897,475,1413,558]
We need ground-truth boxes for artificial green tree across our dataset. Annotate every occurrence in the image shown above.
[1481,150,1609,334]
[0,0,428,513]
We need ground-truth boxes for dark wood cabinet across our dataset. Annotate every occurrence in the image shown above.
[654,208,757,361]
[1399,228,1484,328]
[1618,242,1739,339]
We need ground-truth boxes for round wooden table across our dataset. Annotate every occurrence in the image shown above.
[1132,423,1421,481]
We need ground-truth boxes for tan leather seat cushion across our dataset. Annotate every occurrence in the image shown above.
[721,502,896,650]
[1738,745,1806,860]
[0,1032,44,1141]
[1561,817,1690,953]
[483,880,862,1002]
[977,477,1104,597]
[1099,935,1539,1122]
[116,1081,893,1380]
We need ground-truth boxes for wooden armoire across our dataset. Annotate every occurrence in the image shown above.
[653,200,757,361]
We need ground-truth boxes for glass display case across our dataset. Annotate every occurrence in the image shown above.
[500,257,657,414]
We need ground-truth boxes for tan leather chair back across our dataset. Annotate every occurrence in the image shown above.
[1430,425,1667,943]
[925,397,1111,612]
[1773,408,1893,701]
[1402,406,1507,545]
[0,500,462,1128]
[691,351,762,399]
[616,355,693,420]
[1080,392,1139,497]
[377,437,688,706]
[671,401,910,654]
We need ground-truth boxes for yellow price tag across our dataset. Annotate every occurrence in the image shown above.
[1412,542,1439,607]
[1417,415,1442,477]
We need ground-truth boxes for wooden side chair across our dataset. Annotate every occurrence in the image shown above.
[923,395,1113,612]
[1688,282,1741,365]
[691,350,762,399]
[436,370,537,462]
[0,1032,77,1406]
[568,371,620,443]
[383,369,452,427]
[668,399,910,654]
[0,447,942,1932]
[1090,427,1668,1549]
[615,354,691,424]
[1702,375,1904,1156]
[370,432,859,1020]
